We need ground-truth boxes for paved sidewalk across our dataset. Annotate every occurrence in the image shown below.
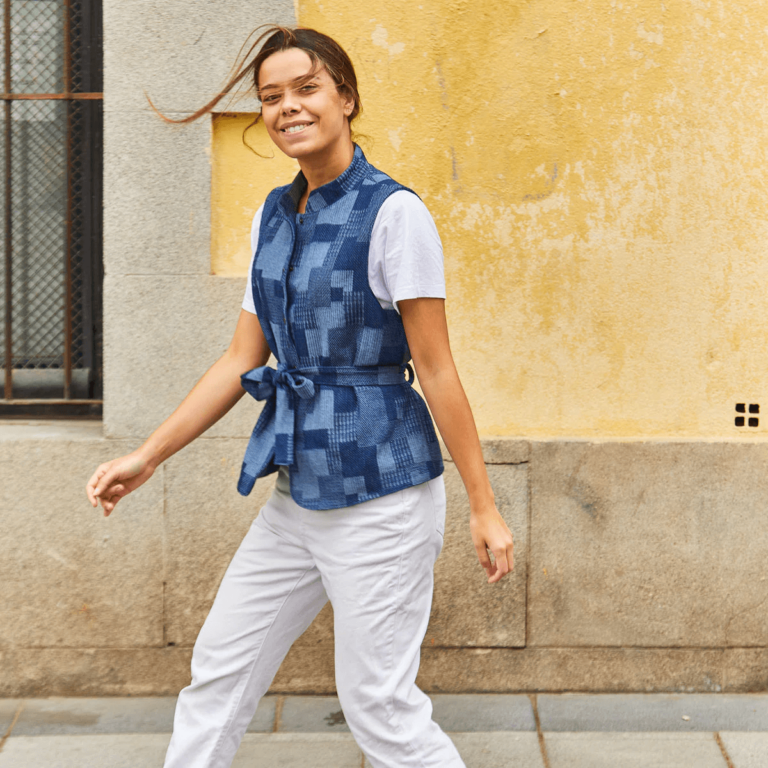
[0,693,766,766]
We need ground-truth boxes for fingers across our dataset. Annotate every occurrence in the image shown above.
[85,464,110,507]
[488,549,509,584]
[86,462,126,515]
[99,485,126,517]
[474,542,494,578]
[475,539,515,584]
[93,465,122,500]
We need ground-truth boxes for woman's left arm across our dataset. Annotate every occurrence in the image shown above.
[399,297,515,584]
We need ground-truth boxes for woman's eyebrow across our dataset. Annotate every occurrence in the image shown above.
[259,73,321,94]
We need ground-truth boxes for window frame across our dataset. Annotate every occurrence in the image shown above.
[1,0,103,418]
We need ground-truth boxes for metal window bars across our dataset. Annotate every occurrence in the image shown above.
[0,0,102,417]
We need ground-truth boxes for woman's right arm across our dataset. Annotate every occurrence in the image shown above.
[85,309,270,516]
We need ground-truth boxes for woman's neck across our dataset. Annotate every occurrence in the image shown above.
[297,139,355,213]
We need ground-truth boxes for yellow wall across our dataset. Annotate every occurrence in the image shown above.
[211,115,299,276]
[212,2,768,438]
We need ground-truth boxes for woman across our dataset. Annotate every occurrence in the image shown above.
[86,25,515,768]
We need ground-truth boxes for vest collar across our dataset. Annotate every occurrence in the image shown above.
[280,144,368,216]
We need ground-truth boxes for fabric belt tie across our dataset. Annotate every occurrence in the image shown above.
[237,362,413,496]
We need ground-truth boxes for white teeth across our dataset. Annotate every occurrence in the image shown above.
[284,124,310,134]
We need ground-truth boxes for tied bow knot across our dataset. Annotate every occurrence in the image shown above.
[237,361,410,498]
[240,363,316,474]
[240,363,315,403]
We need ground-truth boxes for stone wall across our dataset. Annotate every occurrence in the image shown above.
[3,430,768,695]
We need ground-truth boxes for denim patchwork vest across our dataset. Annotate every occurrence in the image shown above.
[237,146,444,510]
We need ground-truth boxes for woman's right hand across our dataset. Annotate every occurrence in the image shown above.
[84,311,269,518]
[86,451,155,517]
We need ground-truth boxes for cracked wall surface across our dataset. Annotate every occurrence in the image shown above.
[263,0,768,439]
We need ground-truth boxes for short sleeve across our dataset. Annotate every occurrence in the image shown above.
[368,190,446,314]
[241,204,265,315]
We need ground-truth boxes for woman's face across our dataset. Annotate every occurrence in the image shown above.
[258,47,354,161]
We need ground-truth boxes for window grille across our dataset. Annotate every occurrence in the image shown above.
[0,0,102,417]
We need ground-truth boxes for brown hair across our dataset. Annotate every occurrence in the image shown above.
[151,25,362,139]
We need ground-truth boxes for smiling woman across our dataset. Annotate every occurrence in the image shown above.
[86,24,513,768]
[150,27,362,140]
[257,47,356,204]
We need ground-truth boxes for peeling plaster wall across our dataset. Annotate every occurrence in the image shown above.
[211,116,299,277]
[213,0,768,438]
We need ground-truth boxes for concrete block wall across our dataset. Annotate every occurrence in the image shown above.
[4,428,768,696]
[2,1,767,697]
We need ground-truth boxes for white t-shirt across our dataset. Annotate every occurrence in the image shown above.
[241,190,446,316]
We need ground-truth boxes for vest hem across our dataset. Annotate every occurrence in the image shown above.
[289,464,445,511]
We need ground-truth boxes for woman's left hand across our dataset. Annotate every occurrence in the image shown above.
[398,298,515,584]
[469,504,515,584]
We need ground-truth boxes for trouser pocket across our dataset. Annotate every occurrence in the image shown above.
[427,475,446,538]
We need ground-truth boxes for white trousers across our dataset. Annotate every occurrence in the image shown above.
[163,470,466,768]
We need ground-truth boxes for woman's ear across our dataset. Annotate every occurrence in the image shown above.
[341,89,355,117]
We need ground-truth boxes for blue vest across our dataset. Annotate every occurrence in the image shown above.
[237,146,444,510]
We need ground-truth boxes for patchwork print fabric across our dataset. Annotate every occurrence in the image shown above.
[238,146,444,510]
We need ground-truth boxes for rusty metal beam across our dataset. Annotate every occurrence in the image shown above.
[63,0,72,399]
[0,399,101,405]
[3,0,12,401]
[0,93,103,100]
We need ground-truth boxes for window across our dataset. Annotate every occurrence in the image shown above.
[0,0,102,417]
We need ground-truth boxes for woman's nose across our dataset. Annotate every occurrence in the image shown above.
[282,92,300,113]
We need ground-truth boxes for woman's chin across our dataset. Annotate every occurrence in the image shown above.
[272,136,305,154]
[281,143,323,162]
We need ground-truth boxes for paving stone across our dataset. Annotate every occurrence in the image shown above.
[538,693,768,732]
[719,732,768,768]
[0,732,363,768]
[278,696,350,733]
[0,699,21,733]
[247,696,278,733]
[12,698,176,736]
[0,734,172,768]
[234,733,361,767]
[9,696,275,735]
[544,732,727,768]
[451,733,544,768]
[277,694,537,735]
[364,732,544,768]
[430,694,536,731]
